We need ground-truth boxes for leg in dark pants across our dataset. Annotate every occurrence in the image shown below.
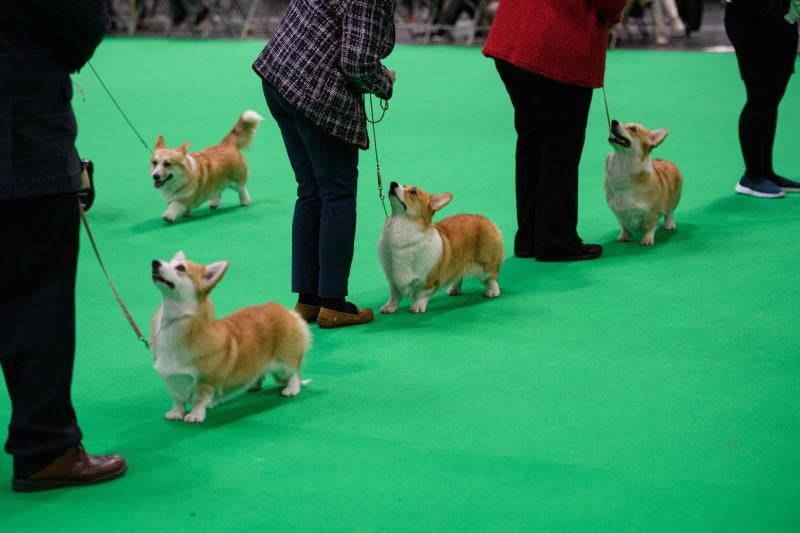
[263,80,359,299]
[496,60,593,260]
[739,72,792,180]
[0,193,83,478]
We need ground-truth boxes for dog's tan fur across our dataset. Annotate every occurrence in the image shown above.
[378,183,504,314]
[151,111,263,222]
[151,252,310,423]
[605,120,683,246]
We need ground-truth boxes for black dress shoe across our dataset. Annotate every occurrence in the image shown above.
[536,243,603,262]
[514,249,535,258]
[12,444,127,492]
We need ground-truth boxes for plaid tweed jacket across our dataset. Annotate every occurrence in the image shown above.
[253,0,396,149]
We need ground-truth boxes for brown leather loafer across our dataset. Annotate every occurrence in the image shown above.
[316,306,374,328]
[12,444,127,493]
[295,302,321,323]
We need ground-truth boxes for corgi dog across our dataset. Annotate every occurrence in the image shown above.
[150,110,263,222]
[150,251,311,423]
[606,119,683,246]
[378,182,504,314]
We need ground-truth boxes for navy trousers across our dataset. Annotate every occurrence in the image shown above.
[0,192,83,477]
[263,79,359,299]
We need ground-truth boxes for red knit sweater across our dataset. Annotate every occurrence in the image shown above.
[483,0,627,88]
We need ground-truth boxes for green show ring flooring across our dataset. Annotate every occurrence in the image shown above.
[1,39,799,532]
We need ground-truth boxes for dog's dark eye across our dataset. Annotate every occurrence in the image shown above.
[151,160,157,165]
[175,264,186,272]
[410,189,417,196]
[164,161,172,167]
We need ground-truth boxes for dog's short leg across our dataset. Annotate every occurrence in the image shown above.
[640,227,657,246]
[281,370,302,397]
[184,384,214,423]
[447,278,463,296]
[410,289,434,313]
[247,374,265,392]
[380,283,402,313]
[238,185,251,206]
[164,398,186,421]
[209,194,221,209]
[483,277,500,298]
[163,202,188,222]
[617,227,632,242]
[664,211,677,231]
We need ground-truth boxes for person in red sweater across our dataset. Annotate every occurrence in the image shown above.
[484,0,627,261]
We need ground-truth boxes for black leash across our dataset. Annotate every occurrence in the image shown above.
[601,85,613,130]
[367,94,390,218]
[87,61,151,154]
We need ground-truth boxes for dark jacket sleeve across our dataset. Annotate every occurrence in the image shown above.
[340,0,394,100]
[32,0,107,73]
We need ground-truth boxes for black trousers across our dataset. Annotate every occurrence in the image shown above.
[0,192,83,477]
[262,80,360,299]
[495,60,593,259]
[725,4,798,180]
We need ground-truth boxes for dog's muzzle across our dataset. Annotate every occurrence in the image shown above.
[152,174,173,189]
[608,120,631,148]
[388,182,407,210]
[151,260,175,289]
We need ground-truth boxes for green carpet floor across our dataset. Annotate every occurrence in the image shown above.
[2,39,799,531]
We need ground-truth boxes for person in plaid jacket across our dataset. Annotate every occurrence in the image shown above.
[253,0,396,328]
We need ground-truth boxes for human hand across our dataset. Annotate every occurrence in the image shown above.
[388,69,396,83]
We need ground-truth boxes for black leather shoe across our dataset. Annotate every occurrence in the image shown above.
[537,244,603,262]
[514,249,535,258]
[12,444,127,492]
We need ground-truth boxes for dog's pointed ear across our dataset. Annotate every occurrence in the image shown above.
[200,261,229,292]
[172,250,186,262]
[178,141,190,154]
[431,193,453,211]
[649,129,669,148]
[155,135,165,149]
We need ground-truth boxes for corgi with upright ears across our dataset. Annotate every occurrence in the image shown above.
[605,119,683,246]
[150,251,311,423]
[150,110,263,223]
[378,182,504,314]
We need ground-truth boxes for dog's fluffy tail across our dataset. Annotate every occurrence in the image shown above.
[224,110,264,149]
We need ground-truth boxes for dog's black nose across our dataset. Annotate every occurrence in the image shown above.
[152,174,160,181]
[389,181,398,190]
[151,260,161,270]
[611,119,619,128]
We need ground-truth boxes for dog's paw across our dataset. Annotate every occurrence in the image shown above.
[484,287,500,298]
[617,230,632,242]
[209,197,221,209]
[183,411,206,423]
[664,220,677,231]
[409,301,428,314]
[446,285,462,296]
[164,409,185,421]
[239,192,251,206]
[380,302,399,314]
[640,235,655,246]
[281,384,300,397]
[162,215,176,223]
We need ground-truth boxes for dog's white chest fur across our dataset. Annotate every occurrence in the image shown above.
[378,217,443,297]
[606,154,652,230]
[152,307,199,403]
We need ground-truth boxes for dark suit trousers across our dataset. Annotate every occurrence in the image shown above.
[263,80,359,299]
[495,60,593,259]
[0,192,83,477]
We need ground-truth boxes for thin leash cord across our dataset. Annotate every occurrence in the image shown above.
[367,94,390,218]
[87,62,151,154]
[601,85,612,130]
[78,200,150,350]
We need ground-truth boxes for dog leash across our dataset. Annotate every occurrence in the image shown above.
[78,200,151,351]
[601,86,613,130]
[367,94,390,218]
[87,62,152,154]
